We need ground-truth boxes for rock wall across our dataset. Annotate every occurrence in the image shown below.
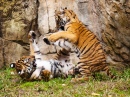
[0,0,130,68]
[100,0,130,65]
[0,0,38,68]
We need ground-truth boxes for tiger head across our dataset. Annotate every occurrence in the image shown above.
[55,7,79,30]
[10,55,36,80]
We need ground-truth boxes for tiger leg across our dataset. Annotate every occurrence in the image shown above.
[48,31,77,44]
[71,66,92,83]
[41,70,51,82]
[103,65,116,79]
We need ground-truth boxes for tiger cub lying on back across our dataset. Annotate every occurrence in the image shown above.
[28,30,74,79]
[10,55,74,81]
[43,8,116,82]
[10,30,74,81]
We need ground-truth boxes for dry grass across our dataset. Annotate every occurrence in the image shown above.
[0,67,130,97]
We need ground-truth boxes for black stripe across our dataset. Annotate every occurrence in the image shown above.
[78,33,93,50]
[82,42,100,57]
[66,26,70,31]
[54,61,58,68]
[35,58,41,60]
[73,14,76,18]
[82,30,88,36]
[52,62,57,77]
[66,22,73,27]
[75,47,79,53]
[60,50,69,56]
[77,30,87,45]
[60,42,70,55]
[79,46,101,60]
[80,38,97,56]
[69,10,73,15]
[75,25,83,30]
[79,35,96,54]
[34,51,41,54]
[54,68,56,77]
[77,62,83,65]
[80,42,94,56]
[58,41,61,47]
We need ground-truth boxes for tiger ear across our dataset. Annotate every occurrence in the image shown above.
[10,63,16,68]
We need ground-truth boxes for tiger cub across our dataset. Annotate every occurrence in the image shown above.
[10,55,74,81]
[43,8,116,82]
[10,30,75,81]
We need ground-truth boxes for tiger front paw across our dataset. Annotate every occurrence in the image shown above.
[48,34,60,42]
[43,34,60,45]
[41,70,51,82]
[43,38,51,45]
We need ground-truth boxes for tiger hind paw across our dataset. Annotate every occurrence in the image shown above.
[71,77,89,83]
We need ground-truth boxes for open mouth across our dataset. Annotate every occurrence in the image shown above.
[60,26,64,30]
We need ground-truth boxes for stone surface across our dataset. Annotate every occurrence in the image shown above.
[0,0,38,67]
[0,0,130,68]
[99,0,130,65]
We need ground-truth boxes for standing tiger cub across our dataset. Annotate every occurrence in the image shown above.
[43,8,116,82]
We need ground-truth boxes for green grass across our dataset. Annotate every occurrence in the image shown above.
[0,67,130,97]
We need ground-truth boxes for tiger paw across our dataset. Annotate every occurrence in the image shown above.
[71,78,78,83]
[71,77,89,83]
[41,70,51,82]
[48,34,60,42]
[43,38,51,45]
